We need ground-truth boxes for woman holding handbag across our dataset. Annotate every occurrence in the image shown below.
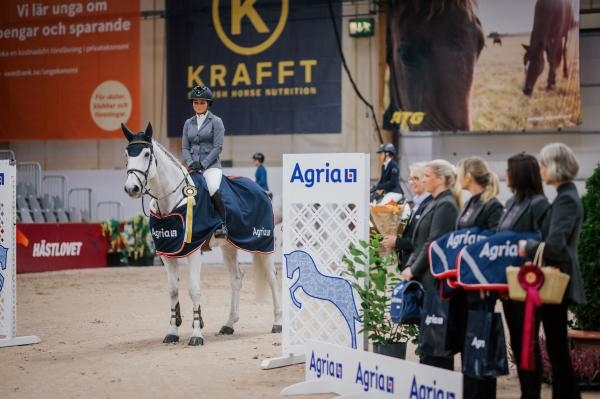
[497,153,550,399]
[455,157,503,399]
[518,143,586,399]
[402,159,461,370]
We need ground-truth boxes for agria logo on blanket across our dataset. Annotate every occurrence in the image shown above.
[289,162,357,188]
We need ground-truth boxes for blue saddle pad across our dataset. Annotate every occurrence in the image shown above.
[457,231,540,291]
[429,227,494,280]
[150,174,274,257]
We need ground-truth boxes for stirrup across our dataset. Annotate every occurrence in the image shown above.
[215,224,228,238]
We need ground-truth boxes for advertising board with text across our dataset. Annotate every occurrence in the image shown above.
[0,0,140,140]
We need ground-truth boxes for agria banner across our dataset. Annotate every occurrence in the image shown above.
[166,0,341,136]
[0,0,140,140]
[384,0,580,132]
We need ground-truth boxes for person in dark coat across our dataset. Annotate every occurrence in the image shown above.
[252,152,269,193]
[403,159,461,370]
[497,153,550,399]
[182,85,228,238]
[518,143,586,399]
[455,156,503,399]
[381,162,432,270]
[371,143,404,204]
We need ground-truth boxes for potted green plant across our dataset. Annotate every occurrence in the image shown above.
[567,163,600,388]
[343,232,418,359]
[101,218,128,266]
[123,213,156,266]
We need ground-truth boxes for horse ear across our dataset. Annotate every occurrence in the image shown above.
[144,122,153,141]
[522,44,529,52]
[121,123,135,142]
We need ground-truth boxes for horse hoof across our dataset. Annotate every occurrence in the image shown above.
[163,334,179,344]
[217,325,234,335]
[188,336,204,346]
[271,324,282,333]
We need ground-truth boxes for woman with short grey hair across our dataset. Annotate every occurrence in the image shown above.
[518,142,586,399]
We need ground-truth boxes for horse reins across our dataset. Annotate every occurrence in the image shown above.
[126,140,192,216]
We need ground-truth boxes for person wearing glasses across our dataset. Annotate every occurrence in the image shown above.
[381,162,432,270]
[182,85,228,238]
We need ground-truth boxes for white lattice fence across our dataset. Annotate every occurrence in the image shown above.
[0,159,40,347]
[262,153,369,369]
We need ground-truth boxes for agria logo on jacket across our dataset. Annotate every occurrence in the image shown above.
[212,0,289,56]
[289,162,358,188]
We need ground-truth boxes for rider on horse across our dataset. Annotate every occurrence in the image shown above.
[182,85,228,238]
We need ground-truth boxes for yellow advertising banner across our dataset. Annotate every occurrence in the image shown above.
[0,0,140,140]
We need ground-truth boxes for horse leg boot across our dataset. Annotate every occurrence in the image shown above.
[163,258,181,343]
[211,190,228,238]
[187,254,205,346]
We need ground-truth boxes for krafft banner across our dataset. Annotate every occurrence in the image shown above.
[166,0,341,136]
[0,0,140,140]
[16,223,108,273]
[384,0,580,132]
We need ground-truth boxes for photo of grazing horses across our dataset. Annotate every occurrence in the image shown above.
[386,0,485,131]
[522,0,577,96]
[385,0,581,132]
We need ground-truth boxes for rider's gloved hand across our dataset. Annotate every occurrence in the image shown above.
[189,161,202,170]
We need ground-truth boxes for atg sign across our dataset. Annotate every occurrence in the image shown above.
[282,341,463,397]
[166,0,341,136]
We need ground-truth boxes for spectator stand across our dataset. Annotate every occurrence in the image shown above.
[96,201,123,222]
[68,187,92,222]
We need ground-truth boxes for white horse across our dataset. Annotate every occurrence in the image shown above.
[121,122,282,346]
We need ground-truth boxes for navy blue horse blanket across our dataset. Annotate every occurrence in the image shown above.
[149,173,274,257]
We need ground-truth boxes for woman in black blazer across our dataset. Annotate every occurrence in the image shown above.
[497,153,550,399]
[455,156,503,399]
[518,143,586,399]
[403,159,461,370]
[381,162,432,270]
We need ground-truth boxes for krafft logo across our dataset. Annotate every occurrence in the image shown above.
[212,0,289,56]
[289,162,358,188]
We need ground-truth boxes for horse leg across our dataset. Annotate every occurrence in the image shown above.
[162,257,181,343]
[254,253,282,333]
[187,251,205,346]
[546,45,557,90]
[562,35,568,78]
[218,244,242,335]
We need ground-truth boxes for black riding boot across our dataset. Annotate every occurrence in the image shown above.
[211,190,228,238]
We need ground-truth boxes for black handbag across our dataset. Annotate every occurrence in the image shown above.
[390,280,424,324]
[462,309,509,378]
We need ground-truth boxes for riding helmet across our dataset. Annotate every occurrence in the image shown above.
[252,152,265,163]
[189,85,214,104]
[376,143,396,156]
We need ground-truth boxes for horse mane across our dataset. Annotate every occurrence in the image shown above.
[392,0,478,22]
[152,139,186,170]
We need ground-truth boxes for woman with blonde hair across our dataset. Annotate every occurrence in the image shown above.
[381,162,433,270]
[455,156,503,399]
[403,159,460,370]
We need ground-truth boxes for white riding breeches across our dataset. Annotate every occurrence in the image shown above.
[204,167,222,196]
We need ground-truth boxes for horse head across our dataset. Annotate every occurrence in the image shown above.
[388,0,484,131]
[284,252,301,280]
[122,122,155,198]
[522,44,544,96]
